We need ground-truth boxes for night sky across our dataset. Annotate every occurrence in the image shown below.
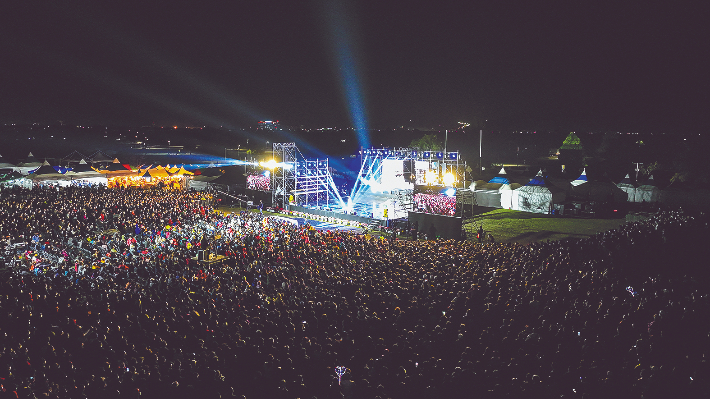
[1,1,708,132]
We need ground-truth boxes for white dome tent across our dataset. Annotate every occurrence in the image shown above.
[635,174,660,203]
[617,173,637,202]
[511,170,566,214]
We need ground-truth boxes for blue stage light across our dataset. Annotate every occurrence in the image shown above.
[320,0,371,150]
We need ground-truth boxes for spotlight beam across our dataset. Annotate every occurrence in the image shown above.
[319,0,371,149]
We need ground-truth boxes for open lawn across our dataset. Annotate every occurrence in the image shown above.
[463,209,638,244]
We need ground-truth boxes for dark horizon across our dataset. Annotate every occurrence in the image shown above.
[2,2,709,134]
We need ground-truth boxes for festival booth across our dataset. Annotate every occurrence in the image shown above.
[469,168,524,209]
[99,159,143,188]
[0,172,31,188]
[617,174,637,202]
[112,165,190,189]
[188,167,224,190]
[64,160,107,185]
[634,175,661,203]
[0,154,16,173]
[99,159,133,173]
[488,167,510,184]
[571,173,627,203]
[494,168,523,209]
[15,152,43,175]
[27,161,68,183]
[88,150,114,169]
[511,170,566,214]
[471,179,503,208]
[499,183,520,209]
[0,170,22,182]
[61,150,89,167]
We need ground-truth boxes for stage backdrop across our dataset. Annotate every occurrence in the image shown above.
[408,211,462,240]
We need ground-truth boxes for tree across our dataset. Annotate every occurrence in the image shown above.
[409,134,443,151]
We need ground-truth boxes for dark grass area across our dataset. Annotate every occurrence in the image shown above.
[463,209,632,244]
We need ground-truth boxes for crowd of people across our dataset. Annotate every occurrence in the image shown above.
[1,185,709,399]
[414,193,456,216]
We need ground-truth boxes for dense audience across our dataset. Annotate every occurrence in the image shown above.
[1,186,709,399]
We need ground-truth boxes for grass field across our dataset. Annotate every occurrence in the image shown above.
[463,209,635,244]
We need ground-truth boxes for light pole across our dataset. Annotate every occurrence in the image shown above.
[479,119,486,175]
[444,129,448,155]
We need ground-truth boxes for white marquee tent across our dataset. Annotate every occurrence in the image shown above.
[511,170,566,214]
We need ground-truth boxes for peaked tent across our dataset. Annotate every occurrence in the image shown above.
[103,159,131,172]
[617,174,637,202]
[65,159,106,180]
[28,161,67,181]
[15,152,43,175]
[173,166,193,176]
[572,180,628,203]
[635,175,660,203]
[488,167,510,184]
[571,168,588,187]
[61,150,89,166]
[511,170,566,214]
[147,166,170,178]
[99,159,139,179]
[68,159,96,173]
[89,150,114,164]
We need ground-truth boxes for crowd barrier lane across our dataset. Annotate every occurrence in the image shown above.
[289,205,386,227]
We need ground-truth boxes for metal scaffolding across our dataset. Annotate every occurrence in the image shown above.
[271,143,344,209]
[271,143,296,208]
[293,159,340,208]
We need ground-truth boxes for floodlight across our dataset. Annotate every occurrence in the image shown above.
[443,172,456,186]
[425,170,437,185]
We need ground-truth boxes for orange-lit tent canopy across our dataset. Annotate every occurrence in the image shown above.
[98,158,138,177]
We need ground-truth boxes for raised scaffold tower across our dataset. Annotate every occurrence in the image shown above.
[271,143,296,208]
[271,143,344,209]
